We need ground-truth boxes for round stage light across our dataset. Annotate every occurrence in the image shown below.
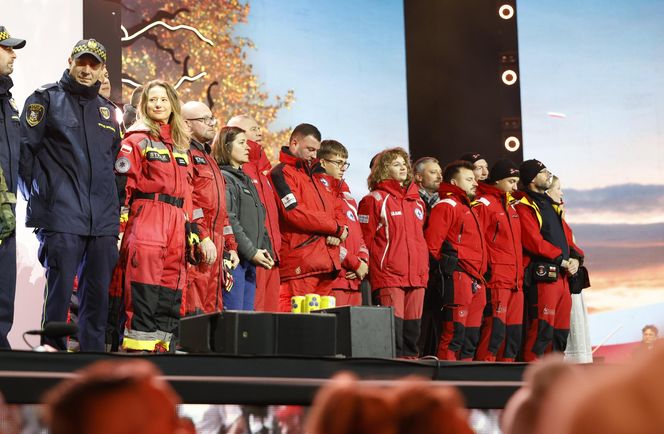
[499,5,515,20]
[502,69,518,85]
[504,136,520,152]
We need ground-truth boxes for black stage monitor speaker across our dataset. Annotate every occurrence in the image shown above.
[318,306,396,358]
[180,311,337,357]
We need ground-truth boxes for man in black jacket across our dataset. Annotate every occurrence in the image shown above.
[19,39,121,351]
[0,26,25,349]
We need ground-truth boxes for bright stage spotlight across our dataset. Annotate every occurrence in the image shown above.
[499,5,515,20]
[502,69,517,85]
[504,136,520,152]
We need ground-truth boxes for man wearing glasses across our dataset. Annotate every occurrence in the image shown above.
[0,26,25,348]
[515,159,583,361]
[316,139,368,307]
[182,101,239,314]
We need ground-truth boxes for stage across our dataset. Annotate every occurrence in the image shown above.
[0,351,524,409]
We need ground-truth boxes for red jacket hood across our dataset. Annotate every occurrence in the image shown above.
[279,146,318,173]
[375,179,420,200]
[248,140,272,172]
[476,182,505,200]
[438,182,472,205]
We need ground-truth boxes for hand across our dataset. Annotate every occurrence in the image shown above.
[200,237,217,265]
[229,250,240,269]
[326,236,341,246]
[251,249,274,269]
[345,271,358,280]
[339,225,349,242]
[567,258,580,275]
[355,260,369,280]
[0,203,16,241]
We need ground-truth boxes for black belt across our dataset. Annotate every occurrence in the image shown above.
[133,191,184,208]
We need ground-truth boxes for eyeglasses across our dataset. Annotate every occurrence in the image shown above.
[324,159,350,170]
[187,116,217,126]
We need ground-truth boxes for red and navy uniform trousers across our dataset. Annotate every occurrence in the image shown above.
[186,141,236,315]
[109,124,193,352]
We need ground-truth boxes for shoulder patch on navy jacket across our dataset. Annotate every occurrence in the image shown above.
[271,164,298,210]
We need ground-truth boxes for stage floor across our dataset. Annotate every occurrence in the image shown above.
[0,351,525,408]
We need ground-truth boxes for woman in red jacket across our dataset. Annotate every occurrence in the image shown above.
[358,148,429,358]
[112,80,193,352]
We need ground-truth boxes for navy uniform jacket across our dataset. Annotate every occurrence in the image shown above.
[19,70,120,236]
[0,75,20,197]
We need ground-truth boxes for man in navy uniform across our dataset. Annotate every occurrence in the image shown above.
[19,39,121,351]
[0,26,25,349]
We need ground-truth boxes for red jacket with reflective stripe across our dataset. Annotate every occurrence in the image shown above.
[313,176,369,291]
[270,147,345,280]
[243,140,281,261]
[358,180,429,290]
[513,191,584,268]
[474,182,523,291]
[116,124,193,231]
[425,183,487,282]
[189,141,237,251]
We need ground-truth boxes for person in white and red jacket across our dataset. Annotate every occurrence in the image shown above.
[315,140,368,306]
[358,148,429,358]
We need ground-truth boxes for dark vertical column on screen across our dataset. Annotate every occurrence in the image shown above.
[404,0,523,166]
[83,0,122,104]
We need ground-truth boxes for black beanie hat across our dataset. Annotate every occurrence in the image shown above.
[489,159,520,183]
[519,159,546,185]
[459,152,485,164]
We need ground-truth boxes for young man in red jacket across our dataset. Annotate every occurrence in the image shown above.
[316,140,368,306]
[474,159,523,362]
[515,159,583,361]
[270,124,348,312]
[425,160,487,361]
[182,101,238,314]
[227,115,282,312]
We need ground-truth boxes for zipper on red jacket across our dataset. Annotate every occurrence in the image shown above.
[492,221,500,243]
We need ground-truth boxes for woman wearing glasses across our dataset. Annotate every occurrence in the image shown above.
[214,126,274,310]
[111,80,194,352]
[358,148,429,358]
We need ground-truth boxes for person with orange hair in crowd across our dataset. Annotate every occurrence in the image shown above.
[358,147,429,358]
[42,359,195,434]
[111,80,194,352]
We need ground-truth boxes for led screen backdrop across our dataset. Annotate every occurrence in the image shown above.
[518,1,664,347]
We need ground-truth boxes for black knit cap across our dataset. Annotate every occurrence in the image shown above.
[519,159,547,185]
[459,152,485,164]
[489,159,520,182]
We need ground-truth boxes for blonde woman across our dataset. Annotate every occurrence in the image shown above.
[358,148,429,358]
[111,80,193,352]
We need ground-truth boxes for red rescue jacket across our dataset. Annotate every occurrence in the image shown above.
[474,182,523,291]
[358,180,429,290]
[243,140,281,261]
[116,123,193,229]
[425,183,487,282]
[189,140,237,251]
[314,175,369,291]
[513,191,584,268]
[270,147,345,281]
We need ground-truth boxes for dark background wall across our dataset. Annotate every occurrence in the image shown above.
[404,0,523,167]
[83,0,122,103]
